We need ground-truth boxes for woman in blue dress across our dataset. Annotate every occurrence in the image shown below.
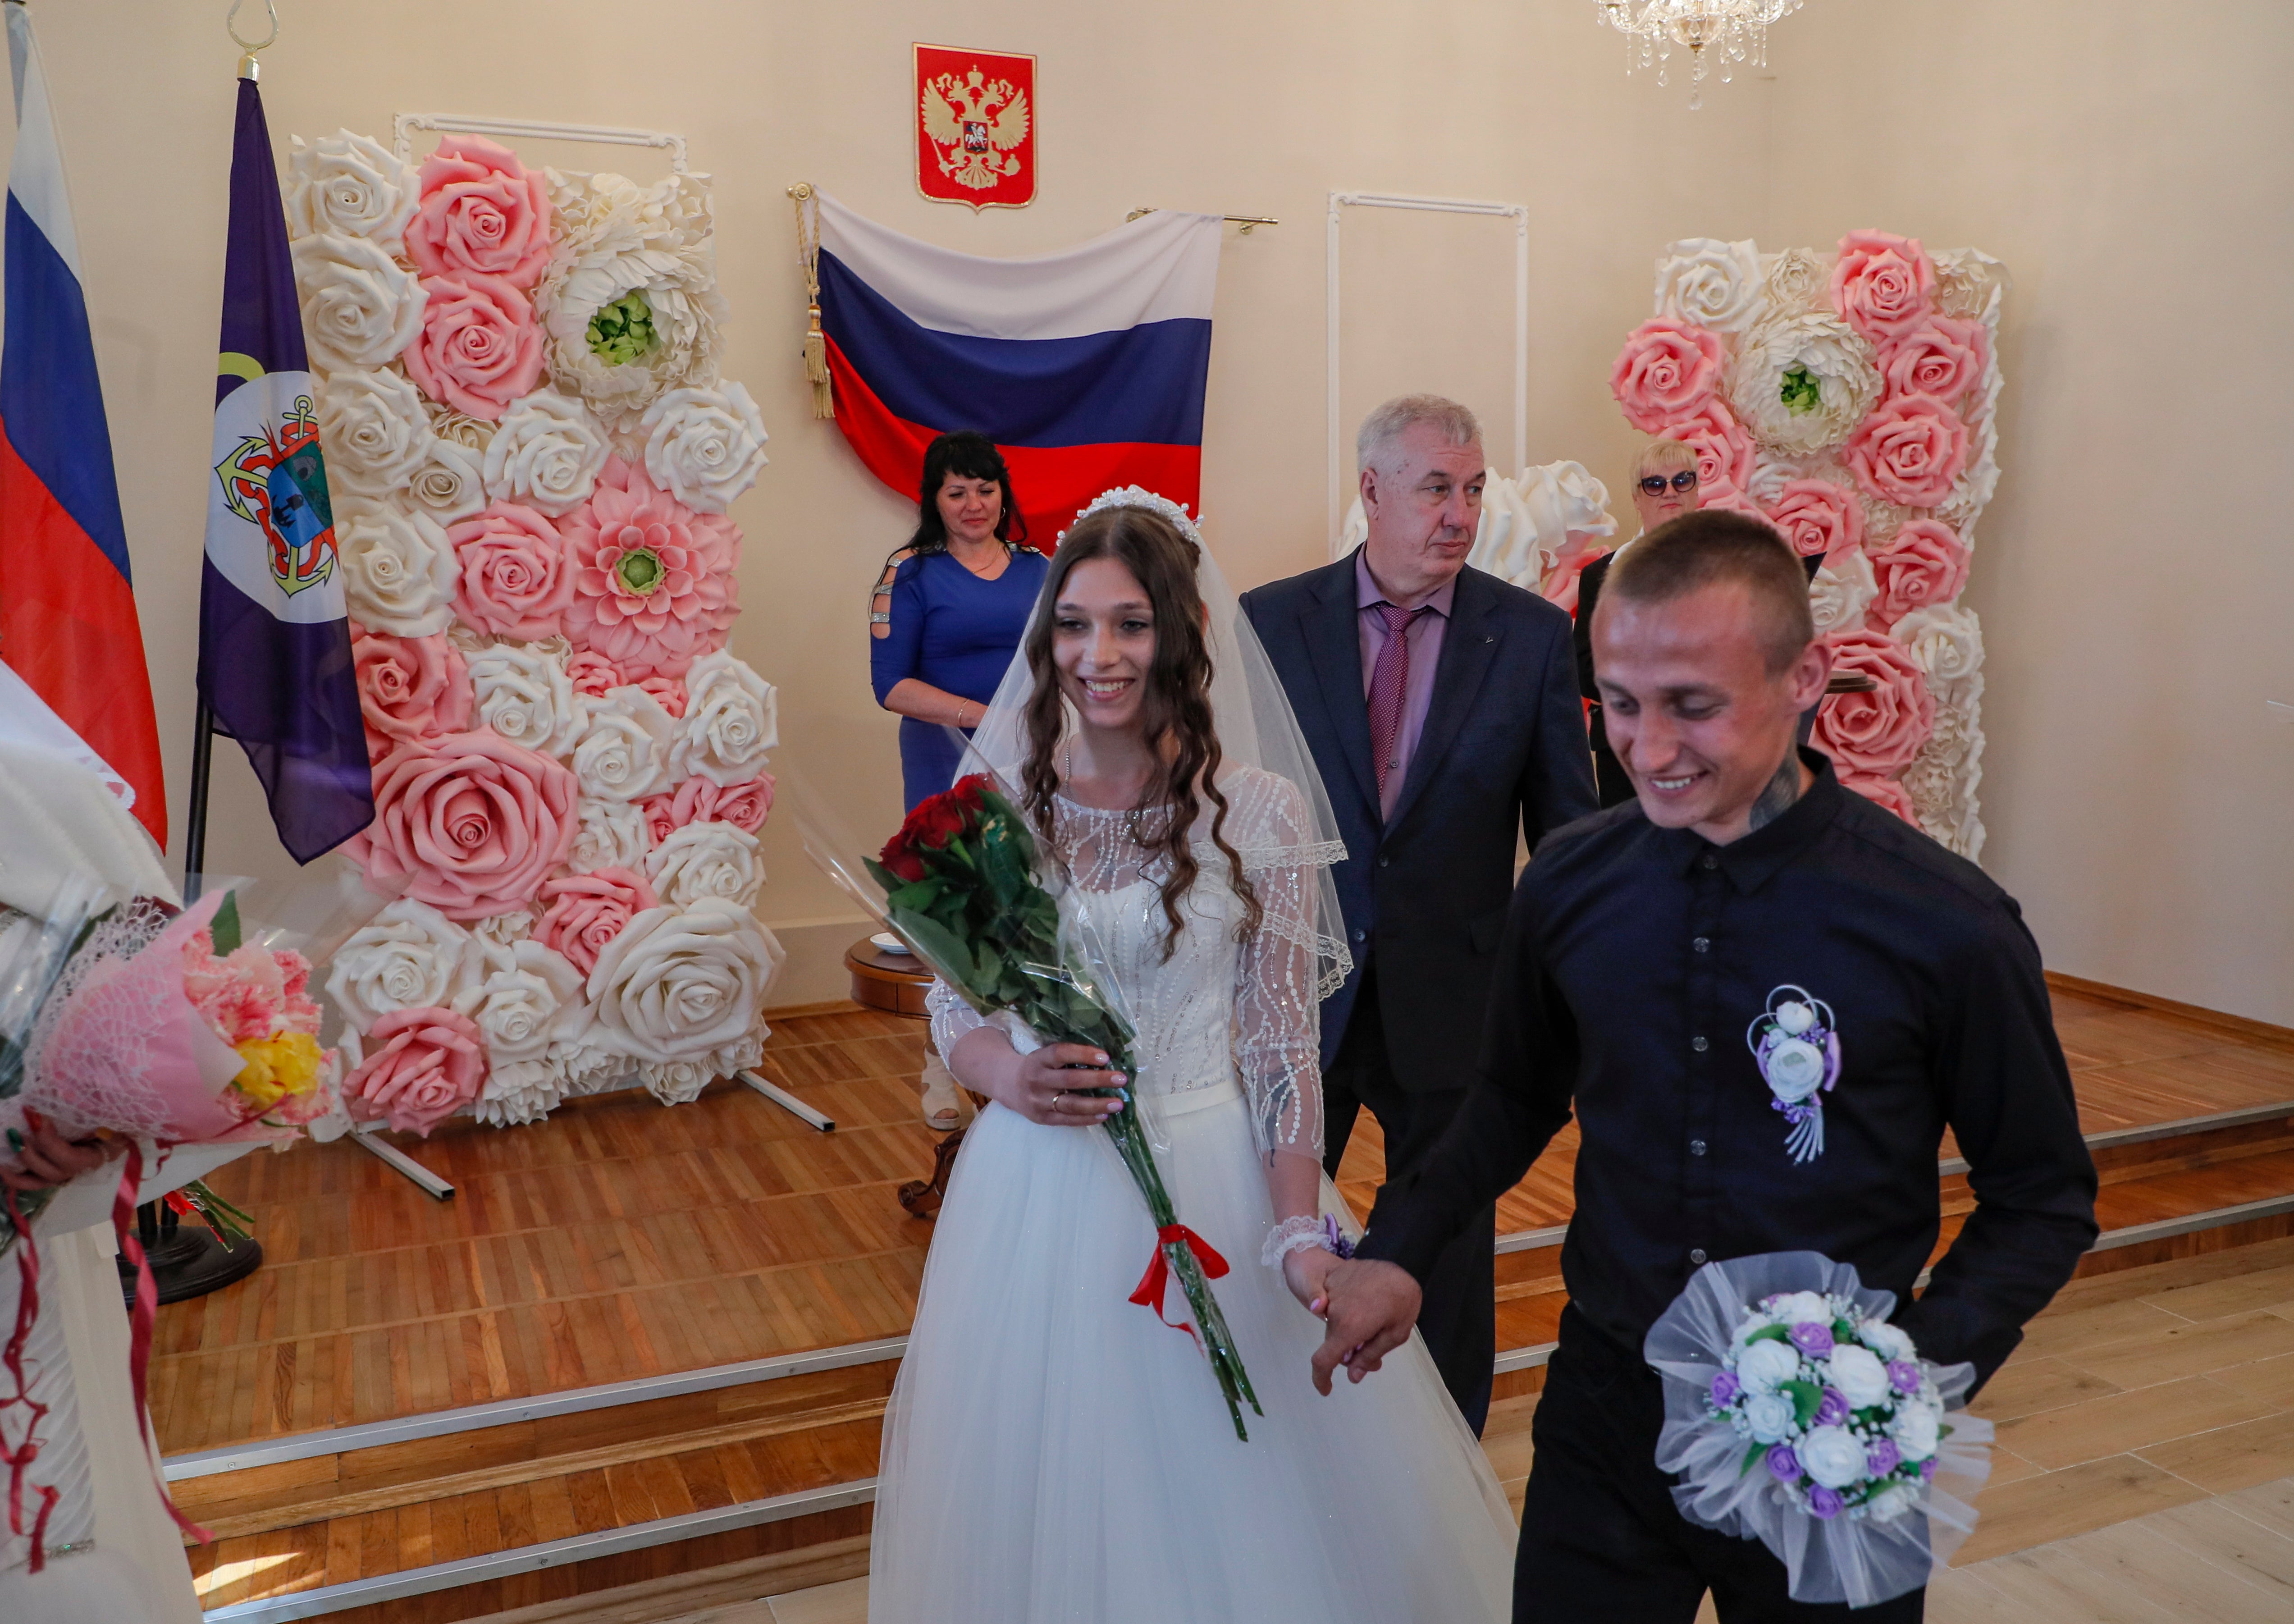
[872,434,1050,1129]
[871,433,1050,813]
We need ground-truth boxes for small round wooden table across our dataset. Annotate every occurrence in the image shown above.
[846,936,971,1218]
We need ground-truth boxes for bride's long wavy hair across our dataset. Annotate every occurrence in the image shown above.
[1019,507,1262,957]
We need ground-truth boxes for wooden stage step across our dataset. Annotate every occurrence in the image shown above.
[170,981,2294,1619]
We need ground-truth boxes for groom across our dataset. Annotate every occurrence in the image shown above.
[1241,394,1597,1433]
[1313,512,2098,1621]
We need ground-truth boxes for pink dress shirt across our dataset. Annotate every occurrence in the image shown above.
[1355,550,1455,823]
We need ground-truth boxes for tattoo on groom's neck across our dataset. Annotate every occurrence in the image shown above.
[1747,752,1803,833]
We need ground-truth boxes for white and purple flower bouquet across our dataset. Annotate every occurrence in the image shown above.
[1646,1252,1993,1608]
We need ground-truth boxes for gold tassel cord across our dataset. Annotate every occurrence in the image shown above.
[788,182,834,421]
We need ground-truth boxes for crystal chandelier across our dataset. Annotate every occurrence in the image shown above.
[1594,0,1805,109]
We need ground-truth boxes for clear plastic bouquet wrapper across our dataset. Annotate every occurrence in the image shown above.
[1645,1250,1993,1608]
[802,770,1263,1441]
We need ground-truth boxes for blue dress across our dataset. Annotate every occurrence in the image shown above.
[871,546,1050,810]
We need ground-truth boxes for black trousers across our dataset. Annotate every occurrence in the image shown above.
[1516,1305,1926,1624]
[1323,965,1496,1434]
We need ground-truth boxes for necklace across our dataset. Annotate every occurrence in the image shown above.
[1062,742,1150,842]
[952,541,1007,580]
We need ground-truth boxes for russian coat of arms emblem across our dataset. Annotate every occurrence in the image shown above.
[914,44,1036,210]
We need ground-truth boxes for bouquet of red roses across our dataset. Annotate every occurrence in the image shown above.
[861,774,1262,1441]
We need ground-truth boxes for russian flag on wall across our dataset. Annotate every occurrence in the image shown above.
[813,192,1221,549]
[0,3,166,842]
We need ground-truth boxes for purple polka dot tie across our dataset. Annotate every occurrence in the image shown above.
[1367,602,1430,803]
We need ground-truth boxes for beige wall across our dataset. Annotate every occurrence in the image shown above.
[9,1,2288,1019]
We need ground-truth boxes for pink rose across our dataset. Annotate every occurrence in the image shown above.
[1654,402,1755,495]
[1877,315,1989,406]
[639,676,689,718]
[403,272,546,421]
[451,502,572,641]
[535,866,658,976]
[347,732,581,920]
[1867,519,1970,628]
[1761,480,1866,561]
[1694,478,1773,526]
[404,136,553,290]
[1611,319,1727,433]
[640,775,776,844]
[1831,230,1937,340]
[1842,770,1920,827]
[566,650,627,698]
[561,458,740,681]
[353,627,471,763]
[344,1006,486,1136]
[1843,394,1970,508]
[1814,628,1934,777]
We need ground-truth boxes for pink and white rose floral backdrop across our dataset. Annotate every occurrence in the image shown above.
[1611,231,2005,859]
[288,128,784,1131]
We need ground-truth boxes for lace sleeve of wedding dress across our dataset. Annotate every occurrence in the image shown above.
[1228,770,1334,1166]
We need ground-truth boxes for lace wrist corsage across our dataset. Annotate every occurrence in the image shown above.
[1261,1212,1357,1269]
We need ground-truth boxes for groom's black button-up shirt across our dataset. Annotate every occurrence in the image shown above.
[1359,752,2098,1386]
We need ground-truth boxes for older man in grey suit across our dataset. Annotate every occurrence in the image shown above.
[1240,395,1597,1432]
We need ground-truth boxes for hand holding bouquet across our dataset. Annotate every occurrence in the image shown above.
[817,773,1264,1441]
[1645,1251,1992,1608]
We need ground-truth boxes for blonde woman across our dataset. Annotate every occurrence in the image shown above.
[1576,440,1704,805]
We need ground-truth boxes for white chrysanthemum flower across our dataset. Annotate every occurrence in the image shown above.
[1654,237,1764,332]
[639,381,768,513]
[1762,247,1830,314]
[471,1059,563,1128]
[284,130,417,252]
[336,494,456,636]
[319,368,435,499]
[481,389,609,516]
[1931,247,2009,324]
[670,651,777,787]
[467,641,585,758]
[550,1034,627,1097]
[1727,311,1881,457]
[292,233,425,375]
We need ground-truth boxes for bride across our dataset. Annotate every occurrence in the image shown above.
[866,490,1514,1622]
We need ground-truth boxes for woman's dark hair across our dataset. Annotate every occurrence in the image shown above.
[1018,506,1261,956]
[908,431,1028,552]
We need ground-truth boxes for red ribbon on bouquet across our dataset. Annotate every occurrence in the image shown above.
[2,1189,59,1570]
[111,1143,212,1546]
[1129,1223,1231,1343]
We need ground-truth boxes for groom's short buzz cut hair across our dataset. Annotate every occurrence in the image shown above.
[1603,510,1816,675]
[1357,394,1481,476]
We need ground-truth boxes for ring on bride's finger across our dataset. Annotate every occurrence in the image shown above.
[1050,1090,1067,1113]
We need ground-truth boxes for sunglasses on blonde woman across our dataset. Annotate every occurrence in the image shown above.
[1638,471,1699,495]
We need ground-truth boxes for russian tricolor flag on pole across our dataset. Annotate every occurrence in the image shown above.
[0,1,167,843]
[195,71,372,862]
[812,192,1221,546]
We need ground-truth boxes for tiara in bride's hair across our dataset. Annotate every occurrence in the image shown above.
[1059,485,1205,551]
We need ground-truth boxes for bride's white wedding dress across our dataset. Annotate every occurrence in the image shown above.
[868,769,1515,1623]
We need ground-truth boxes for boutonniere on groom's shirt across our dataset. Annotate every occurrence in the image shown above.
[1746,985,1843,1164]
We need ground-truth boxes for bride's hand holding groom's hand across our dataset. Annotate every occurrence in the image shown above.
[1308,1260,1423,1395]
[948,1029,1128,1128]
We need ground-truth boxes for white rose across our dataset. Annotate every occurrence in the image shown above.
[1891,604,1984,687]
[471,1058,563,1128]
[1764,247,1830,313]
[1735,1337,1802,1393]
[1867,1484,1915,1523]
[326,898,476,1031]
[1932,247,2008,324]
[639,382,769,514]
[293,233,425,375]
[567,799,652,874]
[1826,1344,1892,1409]
[467,641,584,758]
[712,1029,766,1080]
[671,651,777,787]
[1655,237,1765,332]
[404,437,488,526]
[574,686,676,802]
[319,369,435,499]
[1727,310,1881,457]
[1762,1036,1828,1103]
[640,1057,716,1106]
[1860,1321,1916,1363]
[285,130,416,252]
[1797,1425,1867,1489]
[336,495,456,636]
[585,899,782,1063]
[1774,1000,1816,1035]
[1768,1292,1832,1327]
[481,389,608,517]
[1809,549,1879,638]
[1742,1391,1796,1445]
[645,820,764,910]
[453,939,586,1064]
[1891,1399,1942,1461]
[469,907,536,950]
[549,1034,627,1097]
